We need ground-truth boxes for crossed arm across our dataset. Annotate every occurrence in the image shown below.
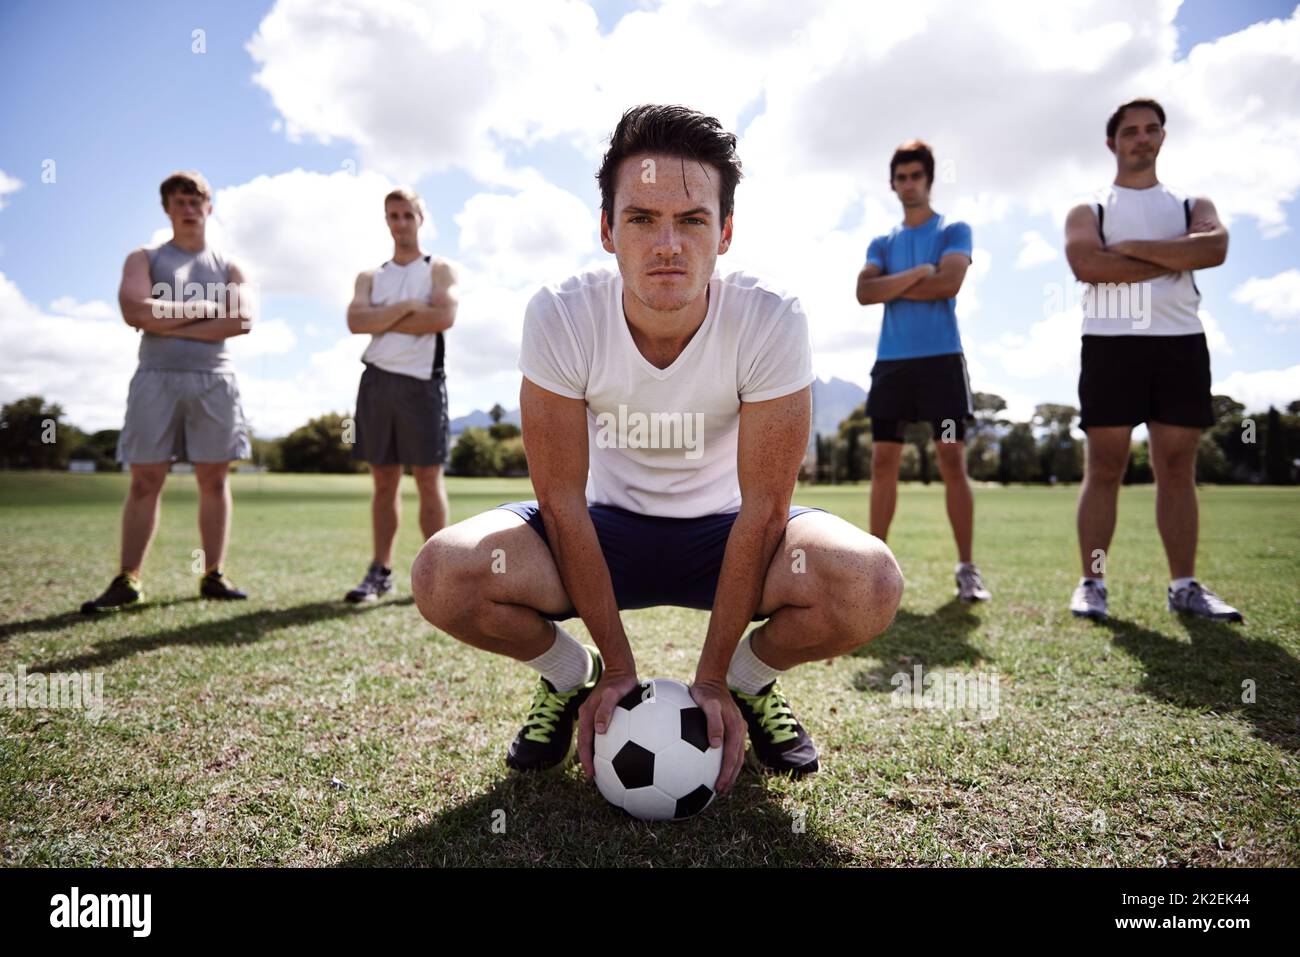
[1064,198,1228,284]
[856,253,971,305]
[118,250,256,340]
[346,259,459,335]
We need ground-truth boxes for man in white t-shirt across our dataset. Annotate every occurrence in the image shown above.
[1064,98,1241,624]
[412,106,904,796]
[344,188,459,603]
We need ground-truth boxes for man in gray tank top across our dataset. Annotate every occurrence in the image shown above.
[81,170,256,613]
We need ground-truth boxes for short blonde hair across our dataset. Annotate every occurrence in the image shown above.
[384,187,426,222]
[159,170,213,209]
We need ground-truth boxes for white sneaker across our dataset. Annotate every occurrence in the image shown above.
[1168,580,1243,623]
[1070,579,1108,620]
[955,563,991,602]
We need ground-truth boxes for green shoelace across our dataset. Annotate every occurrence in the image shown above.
[522,682,576,743]
[736,685,799,744]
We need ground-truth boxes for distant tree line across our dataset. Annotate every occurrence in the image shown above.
[6,392,1296,483]
[0,395,527,477]
[807,393,1300,485]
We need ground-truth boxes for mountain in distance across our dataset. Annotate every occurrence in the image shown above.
[449,406,521,434]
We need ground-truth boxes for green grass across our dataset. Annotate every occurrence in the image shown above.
[1,471,1296,866]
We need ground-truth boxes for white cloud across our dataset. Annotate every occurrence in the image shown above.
[1212,365,1300,413]
[227,317,298,360]
[1231,268,1300,324]
[1200,308,1231,356]
[0,273,139,432]
[0,169,22,211]
[48,296,116,320]
[246,0,603,183]
[1015,230,1058,269]
[455,182,599,287]
[955,247,992,321]
[980,306,1082,382]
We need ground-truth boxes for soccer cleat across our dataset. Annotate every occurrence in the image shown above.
[80,572,142,614]
[200,569,247,600]
[730,680,819,777]
[345,561,395,603]
[505,646,603,772]
[1168,580,1243,623]
[1069,579,1108,620]
[956,563,991,602]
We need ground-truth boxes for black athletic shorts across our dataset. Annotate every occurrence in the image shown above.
[1078,333,1213,431]
[351,361,451,466]
[497,500,826,622]
[866,352,973,443]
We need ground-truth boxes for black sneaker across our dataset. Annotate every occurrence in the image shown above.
[200,570,247,600]
[505,646,602,772]
[345,561,395,603]
[80,572,143,614]
[731,680,819,776]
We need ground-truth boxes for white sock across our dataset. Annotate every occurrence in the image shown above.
[956,561,975,574]
[727,629,783,695]
[1080,576,1105,587]
[1170,576,1196,592]
[525,621,592,693]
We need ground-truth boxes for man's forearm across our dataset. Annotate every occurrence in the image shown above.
[539,498,637,674]
[389,304,455,335]
[1072,250,1170,284]
[123,298,215,334]
[695,506,787,685]
[857,266,928,305]
[1112,234,1227,272]
[348,301,416,334]
[899,273,962,301]
[166,315,251,342]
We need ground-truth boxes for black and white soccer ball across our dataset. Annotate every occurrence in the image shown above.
[593,677,723,821]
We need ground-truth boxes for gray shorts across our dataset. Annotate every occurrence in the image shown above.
[350,362,450,467]
[116,369,252,465]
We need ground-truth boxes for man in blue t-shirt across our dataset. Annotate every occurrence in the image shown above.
[855,140,989,602]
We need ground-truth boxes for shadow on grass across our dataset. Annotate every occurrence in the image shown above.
[25,596,416,674]
[1102,615,1300,753]
[850,598,987,693]
[0,596,205,643]
[341,766,853,867]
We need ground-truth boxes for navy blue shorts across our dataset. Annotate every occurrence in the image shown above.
[496,500,825,622]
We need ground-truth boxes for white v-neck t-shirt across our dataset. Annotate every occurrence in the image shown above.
[518,267,814,518]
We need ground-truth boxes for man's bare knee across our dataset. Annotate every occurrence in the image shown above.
[411,532,480,633]
[129,467,167,500]
[833,542,904,651]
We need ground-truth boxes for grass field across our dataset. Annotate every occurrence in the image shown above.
[1,471,1296,867]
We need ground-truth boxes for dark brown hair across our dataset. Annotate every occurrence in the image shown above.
[890,140,935,187]
[1106,98,1165,140]
[159,170,212,209]
[597,104,743,224]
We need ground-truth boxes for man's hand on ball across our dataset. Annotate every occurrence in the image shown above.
[577,668,640,780]
[689,679,746,795]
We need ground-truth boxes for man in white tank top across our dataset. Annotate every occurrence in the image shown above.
[343,188,458,604]
[1064,98,1242,623]
[412,106,904,798]
[82,170,256,614]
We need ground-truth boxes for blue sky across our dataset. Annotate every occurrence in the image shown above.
[1,0,1297,435]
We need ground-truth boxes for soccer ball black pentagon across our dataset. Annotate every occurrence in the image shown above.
[593,678,722,821]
